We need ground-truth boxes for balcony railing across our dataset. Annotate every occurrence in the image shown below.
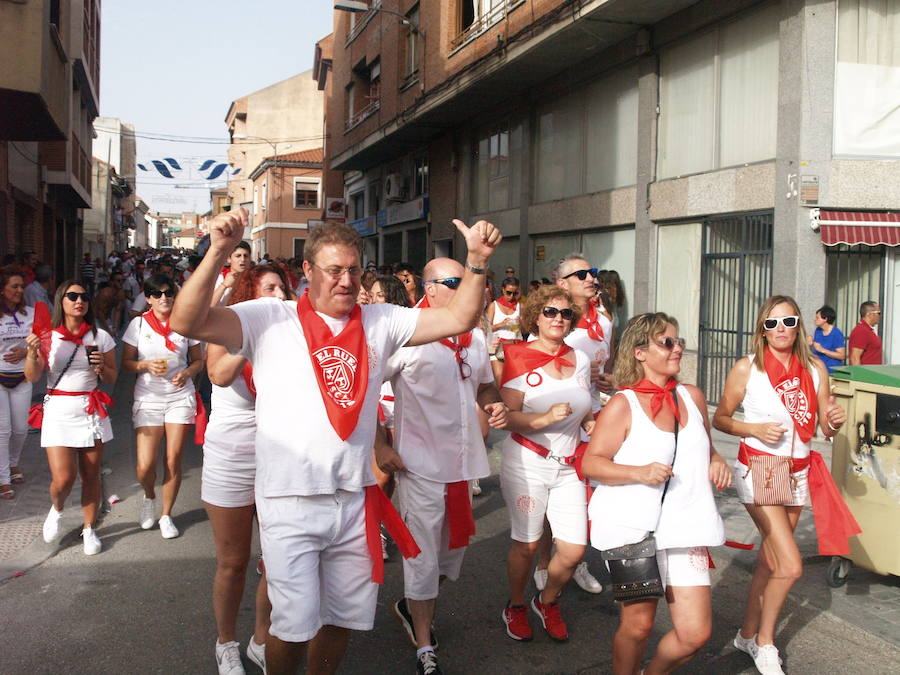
[451,0,524,51]
[345,99,381,132]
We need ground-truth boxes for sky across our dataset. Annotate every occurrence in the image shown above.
[99,0,334,215]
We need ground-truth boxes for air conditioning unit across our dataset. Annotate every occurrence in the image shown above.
[384,173,406,201]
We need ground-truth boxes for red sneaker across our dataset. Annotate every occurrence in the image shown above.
[502,603,533,641]
[530,592,569,642]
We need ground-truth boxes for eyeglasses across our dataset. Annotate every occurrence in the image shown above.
[542,307,575,321]
[562,268,599,281]
[313,263,363,279]
[867,310,882,315]
[654,336,686,351]
[64,292,90,302]
[425,277,462,290]
[148,289,175,298]
[452,345,472,380]
[763,316,799,330]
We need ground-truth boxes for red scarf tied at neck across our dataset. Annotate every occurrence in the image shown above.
[53,322,91,345]
[143,310,177,352]
[417,295,474,368]
[577,304,605,343]
[500,341,574,385]
[296,294,369,441]
[496,295,518,310]
[623,378,681,424]
[762,348,818,443]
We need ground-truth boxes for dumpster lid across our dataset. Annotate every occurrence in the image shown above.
[830,365,900,388]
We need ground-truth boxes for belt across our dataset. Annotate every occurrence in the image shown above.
[737,442,810,473]
[47,388,112,418]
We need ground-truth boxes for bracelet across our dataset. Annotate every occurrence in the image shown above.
[465,262,486,275]
[827,421,840,432]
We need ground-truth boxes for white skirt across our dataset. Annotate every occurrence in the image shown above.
[40,394,113,448]
[202,423,256,508]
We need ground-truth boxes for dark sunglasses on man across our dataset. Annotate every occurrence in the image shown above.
[562,268,599,281]
[148,289,175,299]
[425,277,462,290]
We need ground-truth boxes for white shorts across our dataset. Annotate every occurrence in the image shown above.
[201,425,256,508]
[397,472,468,600]
[656,546,712,588]
[501,444,587,546]
[256,490,378,642]
[734,460,809,507]
[41,394,113,447]
[132,394,196,428]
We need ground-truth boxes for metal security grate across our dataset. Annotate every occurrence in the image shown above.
[699,213,773,403]
[826,244,885,345]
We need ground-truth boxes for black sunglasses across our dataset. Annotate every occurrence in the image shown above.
[542,307,575,321]
[64,291,90,302]
[503,289,520,296]
[425,277,462,290]
[654,336,686,351]
[562,268,599,281]
[148,289,175,299]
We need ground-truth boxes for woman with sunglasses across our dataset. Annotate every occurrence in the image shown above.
[122,274,204,539]
[499,285,594,643]
[202,265,290,673]
[582,313,729,674]
[24,281,118,555]
[0,268,34,499]
[713,296,849,675]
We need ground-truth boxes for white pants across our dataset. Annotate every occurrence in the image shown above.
[397,472,469,601]
[0,379,32,484]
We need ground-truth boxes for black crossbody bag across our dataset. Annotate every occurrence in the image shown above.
[601,390,679,602]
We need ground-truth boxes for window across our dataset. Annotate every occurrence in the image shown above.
[413,155,429,196]
[346,59,381,130]
[657,4,780,178]
[536,94,584,202]
[455,0,513,48]
[585,66,639,192]
[473,119,522,212]
[294,178,321,209]
[345,82,355,127]
[350,191,366,220]
[405,5,420,78]
[50,0,61,29]
[368,180,382,215]
[261,181,267,211]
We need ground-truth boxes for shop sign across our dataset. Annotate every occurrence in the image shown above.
[325,197,346,221]
[385,195,428,227]
[349,216,376,237]
[800,175,819,206]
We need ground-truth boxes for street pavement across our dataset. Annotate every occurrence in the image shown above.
[1,372,899,673]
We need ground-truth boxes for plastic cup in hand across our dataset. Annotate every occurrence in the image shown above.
[84,345,99,364]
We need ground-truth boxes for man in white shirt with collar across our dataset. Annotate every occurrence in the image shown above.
[172,208,501,675]
[382,257,507,674]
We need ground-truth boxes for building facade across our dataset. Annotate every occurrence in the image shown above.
[327,0,900,399]
[0,0,102,280]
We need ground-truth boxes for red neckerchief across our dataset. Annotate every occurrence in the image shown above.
[500,341,574,385]
[296,295,369,441]
[142,310,177,352]
[623,378,681,424]
[241,362,256,397]
[576,303,605,343]
[417,295,473,362]
[53,322,91,345]
[762,348,818,443]
[496,295,518,310]
[220,265,231,278]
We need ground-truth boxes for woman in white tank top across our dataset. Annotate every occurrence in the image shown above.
[713,295,847,675]
[582,313,731,675]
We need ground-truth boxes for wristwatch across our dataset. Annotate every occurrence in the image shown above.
[465,262,486,275]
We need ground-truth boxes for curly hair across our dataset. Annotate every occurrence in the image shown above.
[750,295,815,371]
[519,285,580,336]
[372,275,411,307]
[0,266,27,317]
[613,312,679,388]
[228,264,294,305]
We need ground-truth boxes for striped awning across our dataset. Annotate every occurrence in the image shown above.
[816,210,900,246]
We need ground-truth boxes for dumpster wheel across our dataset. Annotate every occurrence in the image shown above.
[826,556,851,588]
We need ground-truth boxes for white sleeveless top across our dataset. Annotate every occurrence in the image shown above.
[741,355,820,459]
[589,386,725,551]
[492,300,521,341]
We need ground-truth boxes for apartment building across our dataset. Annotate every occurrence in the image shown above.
[0,0,101,279]
[327,0,900,399]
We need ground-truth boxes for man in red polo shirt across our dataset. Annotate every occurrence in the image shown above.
[849,300,882,365]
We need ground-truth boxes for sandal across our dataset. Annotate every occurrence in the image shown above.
[10,468,24,484]
[0,485,13,500]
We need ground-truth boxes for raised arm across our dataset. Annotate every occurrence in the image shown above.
[407,219,501,346]
[170,209,246,351]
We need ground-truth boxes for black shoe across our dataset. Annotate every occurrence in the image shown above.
[416,649,442,675]
[393,598,439,649]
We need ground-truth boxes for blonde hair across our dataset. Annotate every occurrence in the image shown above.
[519,285,581,336]
[751,295,815,370]
[613,312,679,388]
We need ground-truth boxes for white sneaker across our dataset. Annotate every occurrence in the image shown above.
[42,506,62,543]
[139,495,156,530]
[159,514,179,539]
[246,637,266,673]
[734,630,759,659]
[753,644,785,675]
[533,566,548,591]
[471,478,482,496]
[573,561,603,593]
[215,640,245,675]
[81,526,101,555]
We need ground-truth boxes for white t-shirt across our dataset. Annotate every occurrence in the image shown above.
[131,292,148,315]
[207,374,256,441]
[122,315,200,402]
[123,275,141,300]
[504,348,592,457]
[565,326,611,414]
[24,282,50,308]
[384,328,493,482]
[47,328,116,392]
[215,272,234,306]
[231,298,420,497]
[0,307,34,373]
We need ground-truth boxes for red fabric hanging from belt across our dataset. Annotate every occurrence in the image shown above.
[47,388,113,418]
[194,392,208,444]
[364,485,421,584]
[445,481,476,550]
